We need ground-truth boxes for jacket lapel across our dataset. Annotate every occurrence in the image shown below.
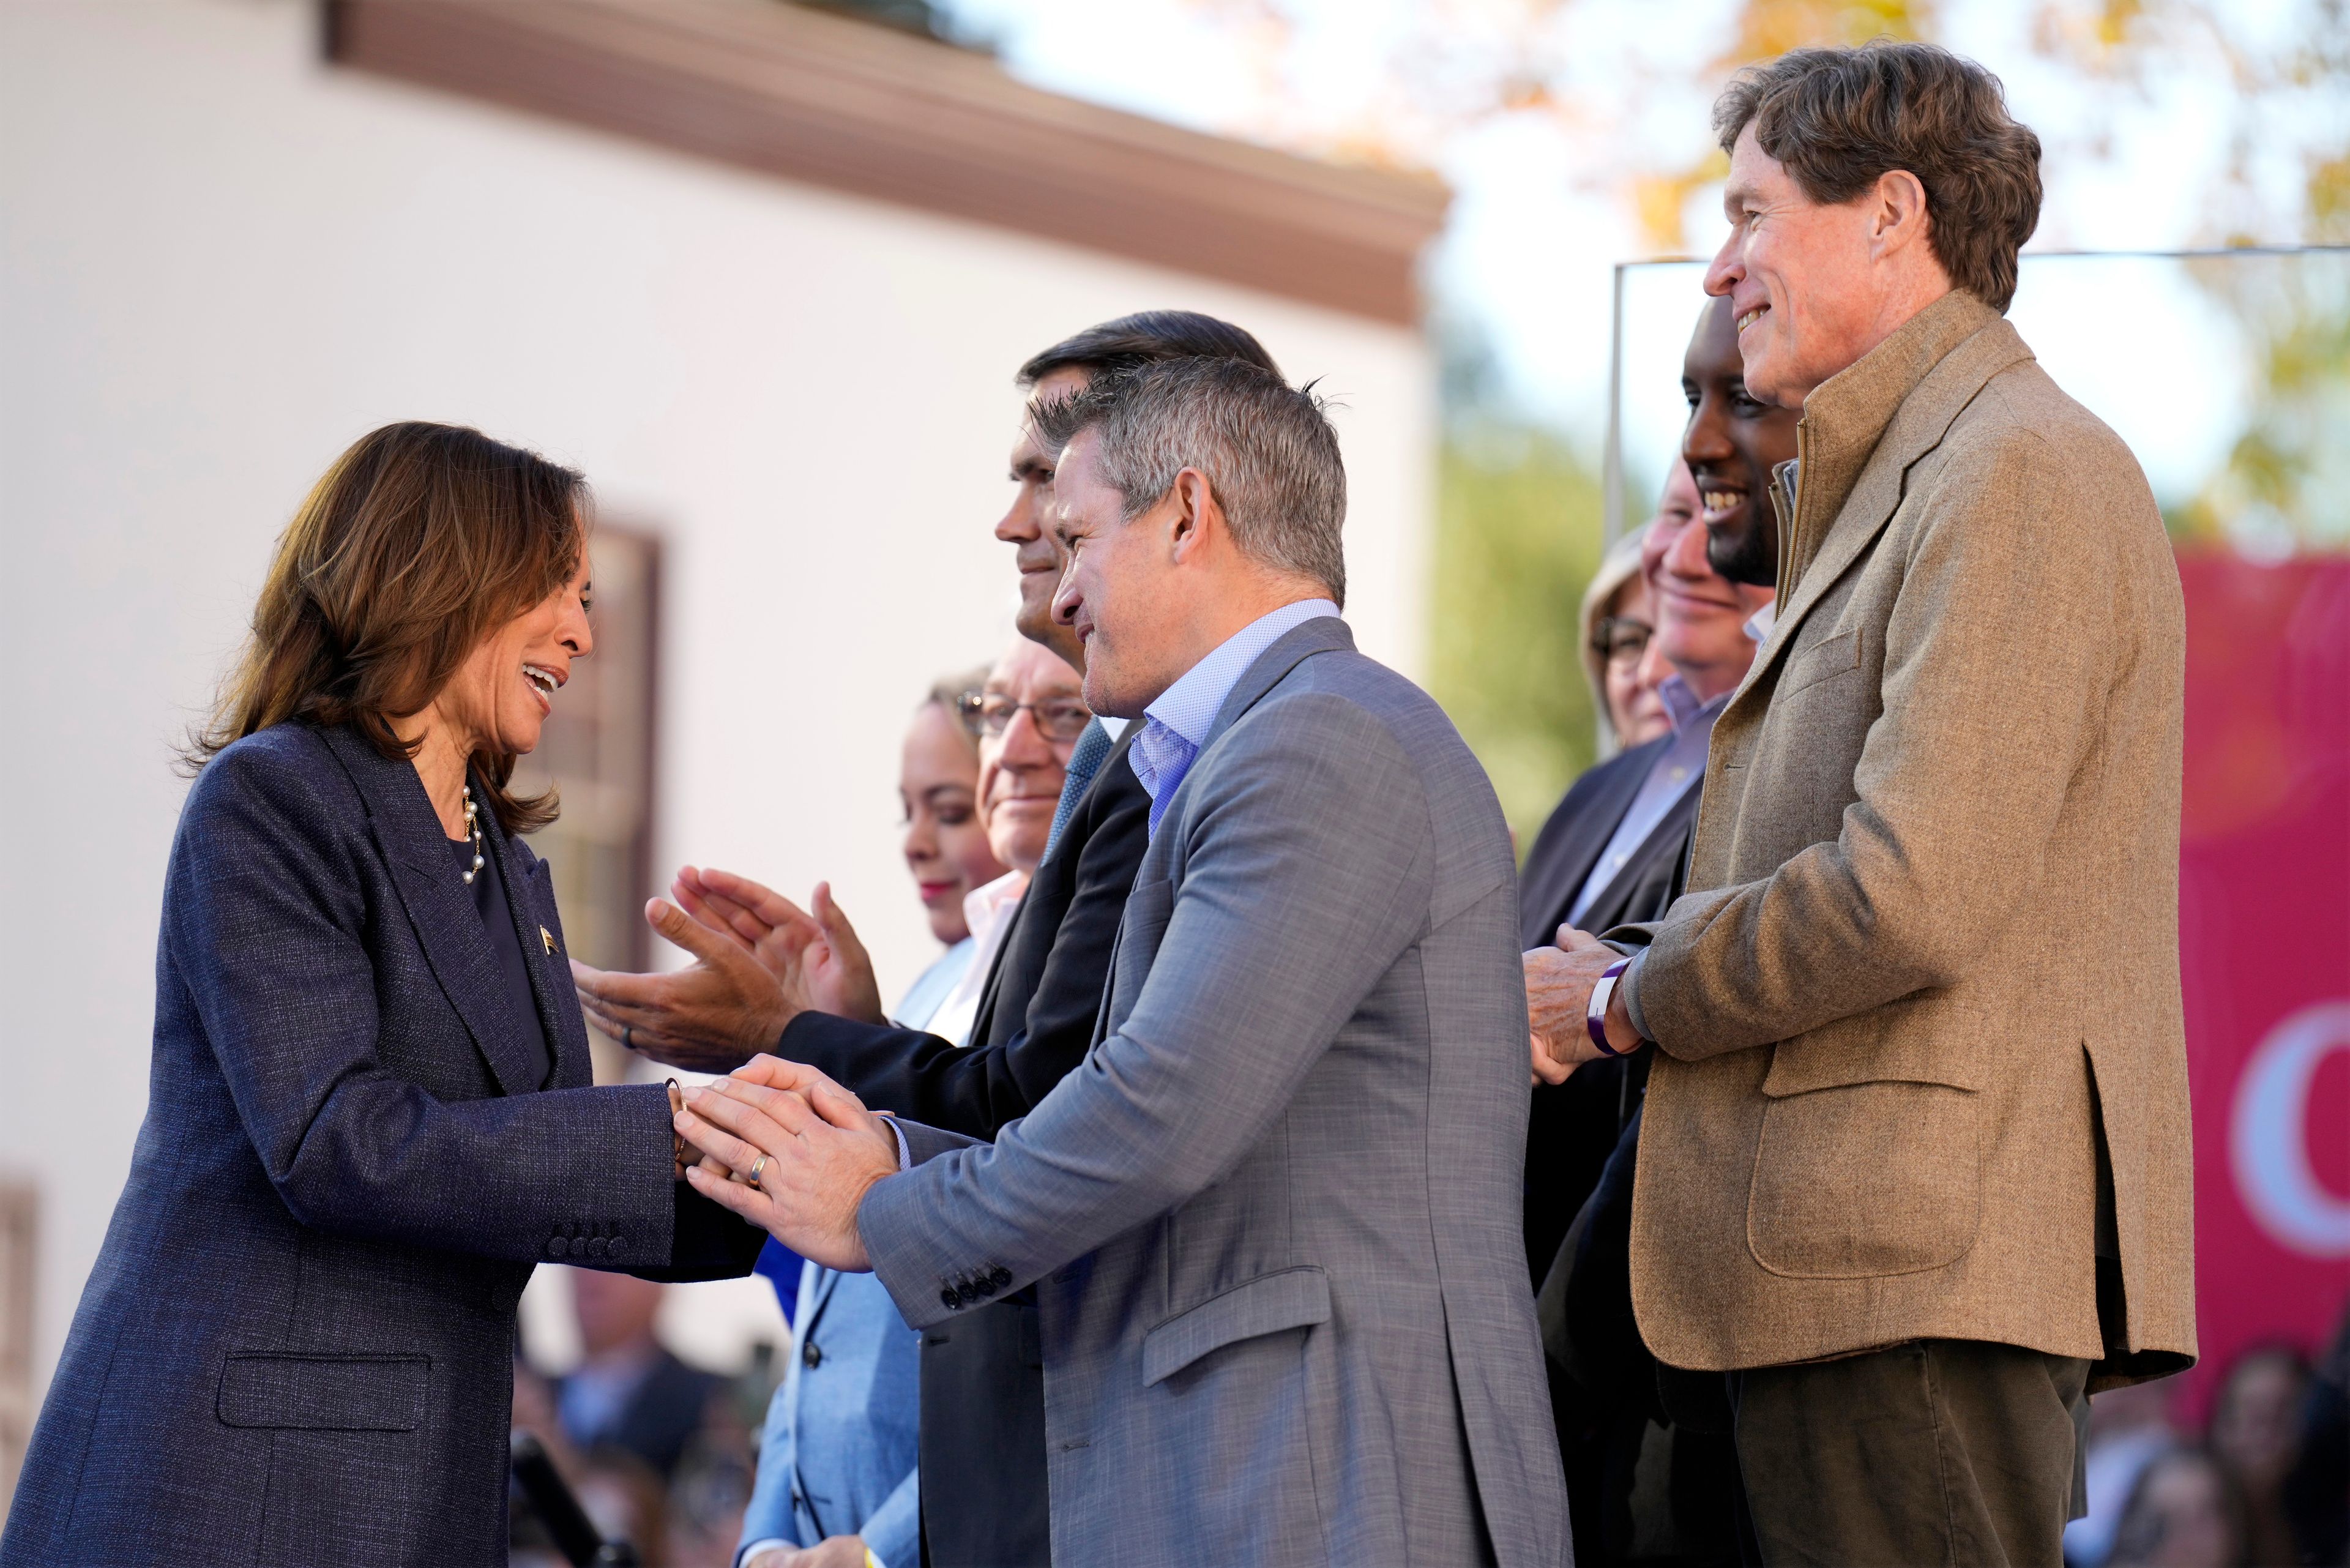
[1733,298,2034,708]
[483,814,592,1090]
[970,725,1142,1050]
[1198,615,1355,755]
[1522,737,1669,940]
[1097,617,1352,1045]
[318,726,549,1098]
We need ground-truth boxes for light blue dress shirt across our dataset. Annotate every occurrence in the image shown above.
[736,945,974,1568]
[1128,598,1341,836]
[1564,675,1730,928]
[1616,604,1775,1043]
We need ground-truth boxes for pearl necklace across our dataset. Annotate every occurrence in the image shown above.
[459,784,485,885]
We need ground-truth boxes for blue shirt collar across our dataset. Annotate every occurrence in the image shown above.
[1141,598,1341,750]
[1656,671,1733,735]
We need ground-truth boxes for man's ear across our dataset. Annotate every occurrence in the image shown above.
[1167,468,1219,563]
[1870,168,1931,260]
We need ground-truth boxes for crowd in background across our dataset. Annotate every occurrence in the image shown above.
[2065,1321,2350,1568]
[502,1297,2350,1567]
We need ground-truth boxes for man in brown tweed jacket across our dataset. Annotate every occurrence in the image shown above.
[1532,40,2196,1565]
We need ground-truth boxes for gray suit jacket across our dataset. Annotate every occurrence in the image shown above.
[859,619,1570,1567]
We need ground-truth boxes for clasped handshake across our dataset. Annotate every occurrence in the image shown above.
[573,859,1644,1255]
[569,866,908,1272]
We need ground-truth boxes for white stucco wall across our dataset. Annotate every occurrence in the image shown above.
[0,0,1434,1412]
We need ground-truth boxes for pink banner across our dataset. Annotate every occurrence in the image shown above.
[2176,551,2350,1416]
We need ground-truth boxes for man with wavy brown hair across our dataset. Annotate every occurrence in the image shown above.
[1533,41,2195,1564]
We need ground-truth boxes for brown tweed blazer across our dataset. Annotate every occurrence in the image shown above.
[1617,290,2195,1386]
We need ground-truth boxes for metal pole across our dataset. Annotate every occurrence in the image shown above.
[1602,261,1626,548]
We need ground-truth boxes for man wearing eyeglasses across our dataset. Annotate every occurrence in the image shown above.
[914,641,1095,1051]
[1518,293,1792,1565]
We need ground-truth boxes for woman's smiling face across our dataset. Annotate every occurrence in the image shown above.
[434,550,595,761]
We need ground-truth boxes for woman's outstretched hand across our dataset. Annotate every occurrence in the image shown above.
[570,893,792,1073]
[673,1055,899,1272]
[570,865,887,1072]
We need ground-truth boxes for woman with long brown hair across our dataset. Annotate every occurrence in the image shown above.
[2,422,761,1567]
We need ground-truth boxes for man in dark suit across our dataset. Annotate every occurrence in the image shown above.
[1521,293,1794,1565]
[573,312,1283,1566]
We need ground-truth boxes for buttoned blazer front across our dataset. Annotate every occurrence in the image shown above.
[2,722,760,1568]
[1616,291,2196,1384]
[858,618,1570,1568]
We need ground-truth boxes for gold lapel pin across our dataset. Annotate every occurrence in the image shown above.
[540,926,559,956]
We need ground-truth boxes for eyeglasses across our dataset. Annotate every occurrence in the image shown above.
[955,690,1094,742]
[1592,615,1654,666]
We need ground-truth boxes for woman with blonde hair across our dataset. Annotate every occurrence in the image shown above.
[1580,521,1669,755]
[4,422,762,1567]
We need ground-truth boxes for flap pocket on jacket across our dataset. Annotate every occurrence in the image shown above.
[1761,997,1985,1097]
[1777,629,1862,699]
[1749,999,1988,1279]
[1142,1266,1330,1387]
[217,1353,429,1431]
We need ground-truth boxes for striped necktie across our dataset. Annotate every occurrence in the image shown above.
[1042,719,1113,864]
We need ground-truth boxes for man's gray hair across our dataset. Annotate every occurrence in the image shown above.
[1030,357,1347,608]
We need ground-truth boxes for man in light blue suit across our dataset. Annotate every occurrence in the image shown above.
[737,1265,919,1568]
[681,357,1571,1567]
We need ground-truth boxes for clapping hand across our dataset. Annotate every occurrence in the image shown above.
[570,867,885,1073]
[673,1055,901,1272]
[674,868,886,1028]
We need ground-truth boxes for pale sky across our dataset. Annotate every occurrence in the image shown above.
[941,0,2344,522]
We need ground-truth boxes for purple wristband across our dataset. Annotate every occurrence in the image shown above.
[1586,956,1634,1058]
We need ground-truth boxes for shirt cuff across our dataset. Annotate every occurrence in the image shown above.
[883,1114,912,1172]
[737,1539,794,1568]
[1619,949,1656,1046]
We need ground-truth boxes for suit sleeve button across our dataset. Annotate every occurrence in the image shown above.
[548,1236,570,1258]
[940,1288,962,1310]
[586,1236,608,1259]
[606,1234,624,1252]
[990,1266,1012,1289]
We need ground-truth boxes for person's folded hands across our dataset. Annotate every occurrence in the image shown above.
[1523,924,1621,1085]
[673,1058,900,1272]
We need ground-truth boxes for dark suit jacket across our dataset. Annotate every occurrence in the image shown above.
[3,723,760,1568]
[780,726,1151,1567]
[1521,739,1731,1567]
[1515,735,1700,1281]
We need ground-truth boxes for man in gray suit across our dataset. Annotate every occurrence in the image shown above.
[677,357,1570,1567]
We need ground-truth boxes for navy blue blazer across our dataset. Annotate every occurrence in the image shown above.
[3,722,760,1568]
